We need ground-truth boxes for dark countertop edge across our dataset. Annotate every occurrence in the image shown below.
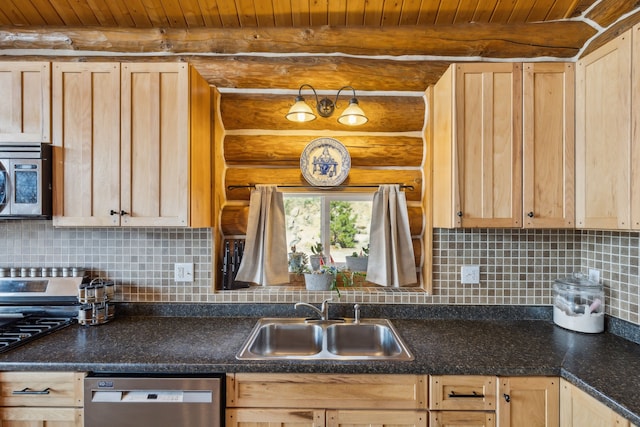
[561,369,640,426]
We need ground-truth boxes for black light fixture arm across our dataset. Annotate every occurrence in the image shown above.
[296,84,358,118]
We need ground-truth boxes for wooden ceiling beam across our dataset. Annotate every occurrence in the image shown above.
[0,22,596,57]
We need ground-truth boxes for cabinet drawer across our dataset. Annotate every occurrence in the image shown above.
[0,407,83,426]
[228,373,427,410]
[430,375,496,411]
[227,408,325,427]
[0,371,85,407]
[430,410,495,427]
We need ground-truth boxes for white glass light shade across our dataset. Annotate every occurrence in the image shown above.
[286,99,316,122]
[337,99,368,126]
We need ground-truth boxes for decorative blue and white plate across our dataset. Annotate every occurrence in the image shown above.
[300,137,351,187]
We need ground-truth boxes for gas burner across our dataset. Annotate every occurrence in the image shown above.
[0,316,75,354]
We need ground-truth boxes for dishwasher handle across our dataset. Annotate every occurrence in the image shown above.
[13,387,51,395]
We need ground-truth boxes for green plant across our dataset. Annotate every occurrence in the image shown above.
[330,201,359,248]
[310,241,324,255]
[361,244,369,256]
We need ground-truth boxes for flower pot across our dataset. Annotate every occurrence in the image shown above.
[346,256,368,272]
[304,272,334,291]
[288,252,306,273]
[309,254,328,271]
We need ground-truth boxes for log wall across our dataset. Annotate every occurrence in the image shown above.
[214,90,429,290]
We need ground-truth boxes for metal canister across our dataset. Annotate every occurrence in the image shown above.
[78,284,87,303]
[20,267,28,277]
[105,281,115,299]
[94,284,105,301]
[78,305,93,325]
[85,285,96,303]
[29,267,38,277]
[40,267,48,277]
[50,267,58,277]
[0,268,7,278]
[10,268,18,278]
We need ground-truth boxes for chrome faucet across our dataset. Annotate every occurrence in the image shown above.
[354,304,361,324]
[294,298,332,321]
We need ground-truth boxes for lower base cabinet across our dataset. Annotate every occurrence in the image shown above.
[560,379,636,427]
[498,376,559,427]
[0,371,85,427]
[226,373,428,427]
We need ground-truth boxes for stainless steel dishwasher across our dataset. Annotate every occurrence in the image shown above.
[84,374,224,427]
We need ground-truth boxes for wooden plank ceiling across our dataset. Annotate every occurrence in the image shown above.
[0,0,639,90]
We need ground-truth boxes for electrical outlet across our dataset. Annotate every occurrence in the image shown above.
[461,265,480,284]
[588,268,600,283]
[174,263,194,282]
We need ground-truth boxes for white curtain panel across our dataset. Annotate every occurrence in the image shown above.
[235,185,289,285]
[367,184,417,287]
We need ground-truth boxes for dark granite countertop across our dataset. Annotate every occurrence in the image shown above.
[0,304,638,424]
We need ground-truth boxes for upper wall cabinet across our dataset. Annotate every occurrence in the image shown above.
[433,63,523,228]
[432,62,575,229]
[52,62,212,228]
[0,62,51,143]
[523,63,575,228]
[576,28,634,230]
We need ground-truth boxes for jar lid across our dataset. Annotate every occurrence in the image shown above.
[554,272,600,289]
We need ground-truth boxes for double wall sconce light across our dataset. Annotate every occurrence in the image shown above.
[286,84,368,126]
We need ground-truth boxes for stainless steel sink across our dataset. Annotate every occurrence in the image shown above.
[236,318,414,361]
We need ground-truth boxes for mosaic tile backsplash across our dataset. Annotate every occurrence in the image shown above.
[0,221,638,325]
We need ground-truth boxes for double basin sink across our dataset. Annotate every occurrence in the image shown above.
[236,317,414,361]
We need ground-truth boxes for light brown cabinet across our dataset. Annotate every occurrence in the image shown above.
[0,371,84,427]
[226,373,427,427]
[52,62,212,227]
[0,62,51,143]
[575,27,634,230]
[429,375,496,427]
[497,376,559,427]
[433,63,523,228]
[560,379,634,427]
[52,62,121,226]
[433,62,575,229]
[522,63,575,228]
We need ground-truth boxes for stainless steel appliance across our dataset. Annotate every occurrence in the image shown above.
[0,276,81,353]
[0,142,52,218]
[84,374,224,427]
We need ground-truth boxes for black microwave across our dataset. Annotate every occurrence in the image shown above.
[0,143,52,219]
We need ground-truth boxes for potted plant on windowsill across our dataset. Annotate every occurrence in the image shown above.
[288,245,308,274]
[309,241,328,271]
[345,245,369,273]
[303,265,354,297]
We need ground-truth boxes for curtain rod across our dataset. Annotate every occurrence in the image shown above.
[227,183,415,191]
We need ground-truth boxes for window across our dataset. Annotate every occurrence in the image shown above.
[284,193,373,264]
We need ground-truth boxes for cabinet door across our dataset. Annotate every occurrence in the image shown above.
[560,379,629,427]
[497,377,558,427]
[0,407,83,427]
[120,63,189,227]
[226,408,326,427]
[430,411,495,427]
[0,62,51,143]
[523,63,575,228]
[327,410,427,427]
[633,23,640,230]
[52,63,121,226]
[576,29,632,229]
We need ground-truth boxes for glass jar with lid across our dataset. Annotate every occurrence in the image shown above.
[553,272,604,333]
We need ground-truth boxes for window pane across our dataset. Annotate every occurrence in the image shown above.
[284,194,372,265]
[330,200,371,263]
[284,196,322,256]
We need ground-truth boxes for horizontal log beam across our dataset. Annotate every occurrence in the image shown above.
[224,135,424,167]
[0,22,596,58]
[220,93,425,132]
[225,167,423,202]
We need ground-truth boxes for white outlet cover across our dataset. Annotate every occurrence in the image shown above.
[174,263,194,282]
[461,265,480,284]
[588,268,600,283]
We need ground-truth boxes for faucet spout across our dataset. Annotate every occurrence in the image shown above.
[294,298,333,321]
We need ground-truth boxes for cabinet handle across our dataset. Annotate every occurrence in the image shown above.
[527,212,534,218]
[109,210,118,216]
[12,387,50,395]
[456,211,463,217]
[120,210,128,216]
[503,393,511,403]
[448,391,484,398]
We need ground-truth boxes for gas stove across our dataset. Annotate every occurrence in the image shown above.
[0,277,82,353]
